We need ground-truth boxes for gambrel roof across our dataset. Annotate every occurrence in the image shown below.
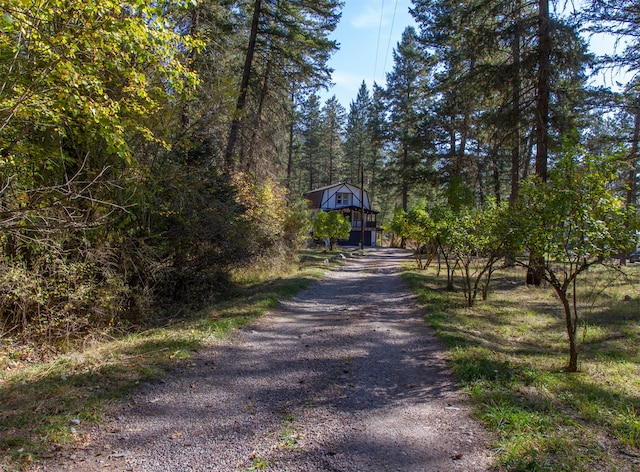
[303,182,377,213]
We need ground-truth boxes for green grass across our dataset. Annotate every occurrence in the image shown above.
[404,263,640,471]
[0,251,331,471]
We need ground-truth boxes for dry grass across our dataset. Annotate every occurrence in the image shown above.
[405,262,640,471]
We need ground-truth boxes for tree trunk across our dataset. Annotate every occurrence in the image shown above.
[402,142,409,211]
[442,253,455,291]
[527,0,550,286]
[492,154,501,204]
[535,0,550,183]
[627,101,639,208]
[286,90,295,194]
[181,6,200,132]
[329,132,335,185]
[224,0,262,171]
[620,100,639,263]
[510,0,521,204]
[247,54,273,174]
[463,262,473,308]
[526,255,545,286]
[558,287,578,372]
[458,60,474,174]
[449,114,458,174]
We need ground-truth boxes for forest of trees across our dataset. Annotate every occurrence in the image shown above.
[1,0,639,352]
[293,0,639,218]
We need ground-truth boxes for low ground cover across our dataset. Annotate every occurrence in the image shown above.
[0,249,332,471]
[405,263,640,471]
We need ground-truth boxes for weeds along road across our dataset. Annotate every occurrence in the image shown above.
[40,248,494,472]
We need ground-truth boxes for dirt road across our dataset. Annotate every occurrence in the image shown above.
[43,248,494,471]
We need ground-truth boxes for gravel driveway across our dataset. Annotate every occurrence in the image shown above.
[45,248,494,471]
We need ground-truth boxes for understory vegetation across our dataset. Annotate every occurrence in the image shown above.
[405,264,640,471]
[2,0,639,354]
[0,0,337,355]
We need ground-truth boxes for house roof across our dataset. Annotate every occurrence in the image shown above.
[303,182,353,204]
[304,182,371,209]
[302,181,350,195]
[303,188,324,209]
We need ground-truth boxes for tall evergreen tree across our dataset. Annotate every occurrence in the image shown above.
[343,82,372,184]
[412,0,593,207]
[300,93,323,190]
[223,0,343,174]
[585,0,640,85]
[367,83,390,207]
[385,27,431,210]
[411,0,490,206]
[535,0,551,184]
[320,96,347,185]
[584,0,640,208]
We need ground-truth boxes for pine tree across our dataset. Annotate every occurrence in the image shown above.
[412,0,594,207]
[300,93,323,190]
[585,0,640,82]
[384,27,431,211]
[584,0,640,208]
[411,0,490,206]
[367,83,389,208]
[343,82,372,184]
[223,0,342,174]
[320,96,347,185]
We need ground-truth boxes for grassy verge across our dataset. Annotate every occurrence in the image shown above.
[404,263,640,471]
[0,250,334,471]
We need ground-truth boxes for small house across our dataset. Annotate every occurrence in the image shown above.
[304,182,379,246]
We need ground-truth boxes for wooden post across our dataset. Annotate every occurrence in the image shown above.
[360,162,365,249]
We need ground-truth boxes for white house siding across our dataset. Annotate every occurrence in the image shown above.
[317,183,370,210]
[304,182,378,247]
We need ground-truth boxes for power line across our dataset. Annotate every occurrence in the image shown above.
[373,0,385,83]
[382,0,400,80]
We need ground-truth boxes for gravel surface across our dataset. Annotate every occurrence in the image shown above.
[41,248,495,471]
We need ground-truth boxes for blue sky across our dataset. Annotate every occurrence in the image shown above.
[321,1,631,109]
[321,0,416,108]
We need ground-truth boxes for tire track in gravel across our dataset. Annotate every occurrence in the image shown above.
[42,248,495,472]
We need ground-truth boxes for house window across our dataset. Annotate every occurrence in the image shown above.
[336,192,351,206]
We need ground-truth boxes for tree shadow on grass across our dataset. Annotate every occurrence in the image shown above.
[0,268,324,468]
[404,266,640,470]
[0,337,197,465]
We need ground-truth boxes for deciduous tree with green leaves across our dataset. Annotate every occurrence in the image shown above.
[449,201,508,307]
[509,149,638,371]
[312,211,351,251]
[386,205,437,269]
[0,0,200,331]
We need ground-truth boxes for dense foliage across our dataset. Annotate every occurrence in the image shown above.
[0,0,341,343]
[311,210,351,250]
